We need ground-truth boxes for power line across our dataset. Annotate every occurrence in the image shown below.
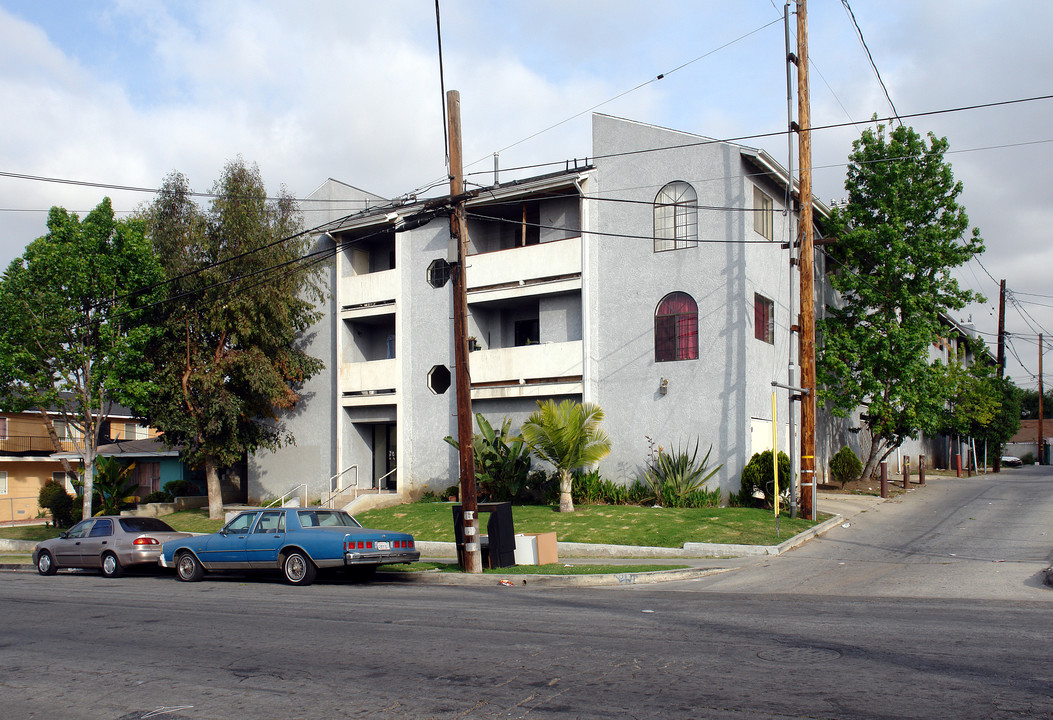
[839,0,900,124]
[463,93,1053,180]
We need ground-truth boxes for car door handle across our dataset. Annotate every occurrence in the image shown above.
[101,541,107,545]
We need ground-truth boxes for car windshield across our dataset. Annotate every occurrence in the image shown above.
[118,517,177,533]
[297,510,362,528]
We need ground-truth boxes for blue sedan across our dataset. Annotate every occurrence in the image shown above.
[160,508,419,586]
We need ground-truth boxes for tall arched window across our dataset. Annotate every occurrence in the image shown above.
[654,181,698,252]
[655,292,699,362]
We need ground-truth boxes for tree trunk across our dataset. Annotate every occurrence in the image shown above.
[205,455,224,520]
[861,435,894,484]
[558,468,575,513]
[81,455,95,520]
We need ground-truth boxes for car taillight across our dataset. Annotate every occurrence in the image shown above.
[133,537,159,546]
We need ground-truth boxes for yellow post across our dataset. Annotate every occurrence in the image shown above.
[772,392,779,518]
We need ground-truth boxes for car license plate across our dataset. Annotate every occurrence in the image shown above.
[375,541,390,551]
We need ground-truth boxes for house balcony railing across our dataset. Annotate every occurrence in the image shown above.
[339,268,398,315]
[0,435,80,456]
[469,340,582,386]
[340,358,398,398]
[466,237,581,295]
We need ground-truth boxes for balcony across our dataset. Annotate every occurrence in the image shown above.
[0,435,77,457]
[469,341,583,400]
[340,359,398,407]
[339,268,398,319]
[467,237,581,303]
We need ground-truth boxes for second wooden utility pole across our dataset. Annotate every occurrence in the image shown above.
[994,279,1006,473]
[796,0,817,520]
[448,90,481,573]
[1039,333,1044,466]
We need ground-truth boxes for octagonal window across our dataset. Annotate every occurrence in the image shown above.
[427,258,452,288]
[428,364,451,395]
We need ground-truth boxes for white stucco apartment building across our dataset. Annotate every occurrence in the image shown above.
[250,114,829,505]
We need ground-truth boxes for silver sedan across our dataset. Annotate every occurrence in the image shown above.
[34,516,192,578]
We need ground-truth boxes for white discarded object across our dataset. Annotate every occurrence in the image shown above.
[841,522,851,528]
[641,609,655,613]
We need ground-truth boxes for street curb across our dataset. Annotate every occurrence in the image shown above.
[375,565,738,587]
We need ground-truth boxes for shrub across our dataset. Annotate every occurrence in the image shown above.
[445,414,532,502]
[38,480,75,528]
[571,469,637,505]
[639,437,722,508]
[142,490,174,504]
[738,450,792,508]
[93,457,140,516]
[1020,451,1035,466]
[163,479,201,497]
[829,446,863,489]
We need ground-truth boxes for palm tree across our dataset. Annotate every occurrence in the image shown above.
[521,400,611,512]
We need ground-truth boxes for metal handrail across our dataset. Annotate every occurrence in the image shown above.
[265,483,307,508]
[323,465,359,509]
[323,466,398,509]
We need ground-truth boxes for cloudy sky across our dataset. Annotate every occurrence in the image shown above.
[1,0,1051,387]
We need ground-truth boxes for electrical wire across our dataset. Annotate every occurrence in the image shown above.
[839,0,900,124]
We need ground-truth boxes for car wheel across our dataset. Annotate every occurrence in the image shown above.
[282,550,316,586]
[175,552,204,582]
[346,565,377,583]
[37,551,57,576]
[101,552,123,578]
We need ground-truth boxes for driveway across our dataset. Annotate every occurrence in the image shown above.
[674,467,1053,600]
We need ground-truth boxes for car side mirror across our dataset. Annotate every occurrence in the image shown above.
[59,532,69,539]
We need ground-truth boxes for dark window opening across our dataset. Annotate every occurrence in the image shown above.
[754,293,774,344]
[514,318,540,346]
[655,292,699,362]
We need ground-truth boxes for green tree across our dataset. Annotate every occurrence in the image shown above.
[520,400,611,513]
[0,199,164,520]
[139,159,325,519]
[818,123,984,481]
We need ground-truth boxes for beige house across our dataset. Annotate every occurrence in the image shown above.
[0,409,155,524]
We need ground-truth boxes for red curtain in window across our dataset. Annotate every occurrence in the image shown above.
[655,293,698,362]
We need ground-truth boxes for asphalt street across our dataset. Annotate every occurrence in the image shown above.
[0,469,1050,720]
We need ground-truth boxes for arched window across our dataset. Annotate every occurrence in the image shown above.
[654,181,698,252]
[655,292,698,362]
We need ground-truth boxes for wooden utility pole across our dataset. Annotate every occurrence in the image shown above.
[796,0,817,520]
[1039,333,1044,466]
[994,279,1006,472]
[448,90,481,573]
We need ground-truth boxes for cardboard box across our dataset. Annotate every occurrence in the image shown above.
[514,531,558,565]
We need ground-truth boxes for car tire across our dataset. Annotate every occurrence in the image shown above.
[175,552,204,582]
[282,550,316,586]
[346,565,377,583]
[37,550,57,576]
[101,552,123,578]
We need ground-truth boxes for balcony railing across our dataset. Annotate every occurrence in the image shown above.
[0,436,81,456]
[340,358,398,397]
[339,268,398,313]
[466,237,581,292]
[469,341,582,385]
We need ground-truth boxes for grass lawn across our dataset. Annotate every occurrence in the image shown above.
[357,503,821,548]
[0,525,62,542]
[1,504,821,550]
